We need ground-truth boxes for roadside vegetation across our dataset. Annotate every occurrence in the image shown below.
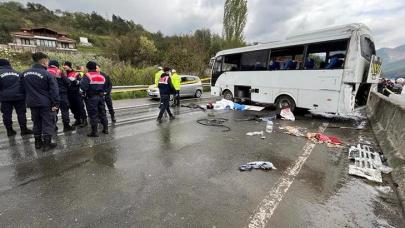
[0,1,248,86]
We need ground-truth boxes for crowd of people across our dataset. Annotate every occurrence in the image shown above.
[378,77,405,97]
[0,52,116,151]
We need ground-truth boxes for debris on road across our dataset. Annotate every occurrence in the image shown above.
[306,132,344,148]
[239,161,277,171]
[375,186,393,194]
[197,118,231,132]
[212,99,265,111]
[280,108,295,121]
[246,131,264,136]
[279,126,306,137]
[181,103,206,112]
[348,144,383,183]
[379,165,393,174]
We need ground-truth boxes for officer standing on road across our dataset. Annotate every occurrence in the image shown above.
[154,66,163,87]
[63,61,88,127]
[171,69,181,107]
[80,61,109,137]
[97,65,116,123]
[22,52,60,151]
[48,60,74,132]
[157,67,175,123]
[0,59,33,137]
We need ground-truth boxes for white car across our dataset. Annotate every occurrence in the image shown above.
[148,75,203,99]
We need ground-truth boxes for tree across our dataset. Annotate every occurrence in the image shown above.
[223,0,247,43]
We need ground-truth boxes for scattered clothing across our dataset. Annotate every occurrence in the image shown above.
[213,99,265,111]
[280,108,295,121]
[239,161,277,171]
[306,132,344,148]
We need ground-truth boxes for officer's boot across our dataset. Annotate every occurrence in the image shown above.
[20,126,34,136]
[63,123,75,132]
[79,118,88,128]
[87,125,99,137]
[102,125,109,134]
[34,136,43,149]
[111,114,116,123]
[72,119,81,127]
[6,127,17,137]
[42,136,57,152]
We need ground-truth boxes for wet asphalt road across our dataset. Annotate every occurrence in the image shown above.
[0,96,404,228]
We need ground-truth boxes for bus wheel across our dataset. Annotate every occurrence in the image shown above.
[276,95,296,112]
[223,90,233,101]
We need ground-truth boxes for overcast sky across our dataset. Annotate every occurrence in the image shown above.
[11,0,405,48]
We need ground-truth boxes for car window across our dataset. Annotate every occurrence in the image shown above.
[181,77,187,82]
[187,77,196,82]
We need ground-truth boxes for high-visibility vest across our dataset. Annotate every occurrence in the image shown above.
[66,71,78,80]
[155,70,163,87]
[171,73,181,91]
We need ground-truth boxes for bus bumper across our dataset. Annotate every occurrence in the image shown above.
[211,86,221,96]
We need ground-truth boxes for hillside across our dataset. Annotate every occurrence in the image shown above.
[377,44,405,79]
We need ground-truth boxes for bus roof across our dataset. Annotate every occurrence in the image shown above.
[216,23,371,57]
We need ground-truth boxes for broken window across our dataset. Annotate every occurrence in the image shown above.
[360,36,376,61]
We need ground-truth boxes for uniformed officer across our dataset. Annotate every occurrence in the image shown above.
[97,65,115,123]
[154,66,163,87]
[80,61,108,137]
[0,59,33,136]
[171,69,181,107]
[48,60,74,132]
[63,61,88,127]
[157,68,176,123]
[22,52,60,151]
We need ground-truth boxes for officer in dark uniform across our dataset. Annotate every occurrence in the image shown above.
[96,65,116,123]
[63,61,88,127]
[157,68,176,123]
[0,59,33,136]
[48,60,74,132]
[22,52,60,151]
[80,61,108,137]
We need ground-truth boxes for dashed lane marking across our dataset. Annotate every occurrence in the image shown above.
[247,123,329,228]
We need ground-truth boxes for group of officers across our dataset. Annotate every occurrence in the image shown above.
[0,52,116,152]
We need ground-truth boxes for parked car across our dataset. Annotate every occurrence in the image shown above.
[148,75,203,99]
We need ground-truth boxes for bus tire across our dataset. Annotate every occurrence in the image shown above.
[223,90,233,101]
[276,95,296,112]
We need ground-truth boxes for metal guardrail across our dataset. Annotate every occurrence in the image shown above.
[112,78,211,92]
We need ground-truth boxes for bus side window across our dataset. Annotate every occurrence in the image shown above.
[223,54,241,72]
[306,39,348,70]
[269,46,304,71]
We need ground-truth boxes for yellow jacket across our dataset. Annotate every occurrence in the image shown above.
[171,73,181,91]
[154,70,163,87]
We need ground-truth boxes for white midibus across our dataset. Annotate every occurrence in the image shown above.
[211,23,382,114]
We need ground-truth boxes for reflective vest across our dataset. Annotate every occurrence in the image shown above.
[47,67,62,78]
[159,75,169,84]
[85,71,106,85]
[171,73,181,91]
[155,70,163,87]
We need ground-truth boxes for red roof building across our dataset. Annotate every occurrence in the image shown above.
[9,27,77,52]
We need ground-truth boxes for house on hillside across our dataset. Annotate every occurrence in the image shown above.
[8,27,77,53]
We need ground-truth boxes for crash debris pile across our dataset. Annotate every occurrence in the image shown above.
[348,144,393,183]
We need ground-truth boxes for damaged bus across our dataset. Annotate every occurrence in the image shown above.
[211,23,382,114]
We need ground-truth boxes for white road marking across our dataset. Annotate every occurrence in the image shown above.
[247,123,328,228]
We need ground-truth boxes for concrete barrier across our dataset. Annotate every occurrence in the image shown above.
[367,91,405,210]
